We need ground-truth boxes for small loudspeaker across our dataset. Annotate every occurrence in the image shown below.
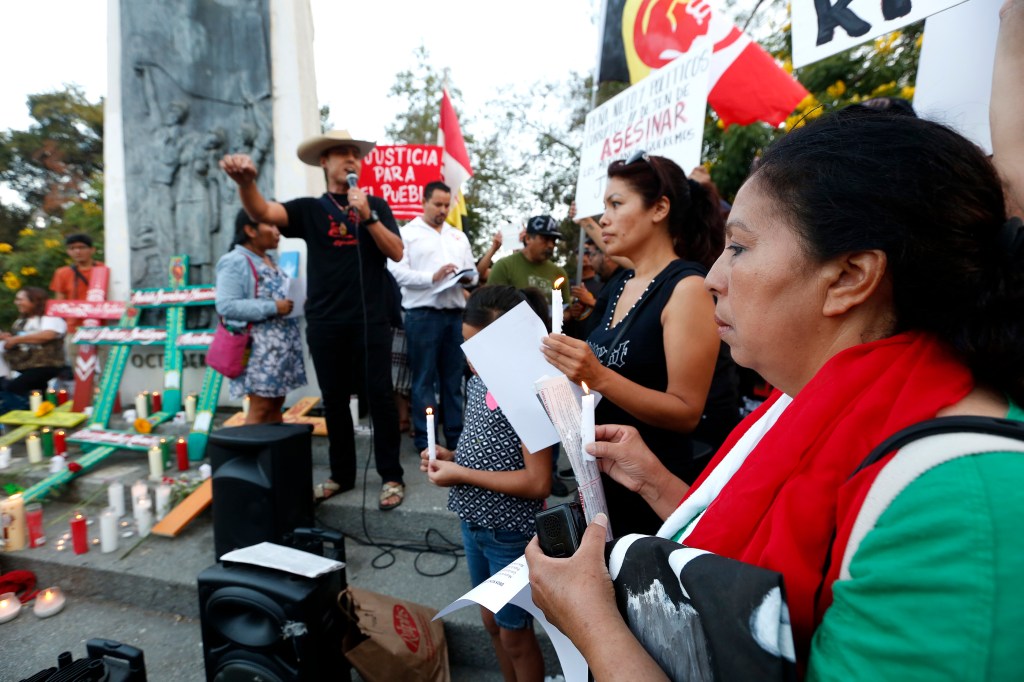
[208,424,314,559]
[197,561,346,681]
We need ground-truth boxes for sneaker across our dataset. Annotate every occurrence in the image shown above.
[550,475,571,497]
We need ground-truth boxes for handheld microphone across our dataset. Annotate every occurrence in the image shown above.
[346,173,359,189]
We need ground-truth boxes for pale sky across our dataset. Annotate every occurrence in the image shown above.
[0,0,601,144]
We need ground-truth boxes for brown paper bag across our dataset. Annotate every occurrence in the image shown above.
[340,587,451,682]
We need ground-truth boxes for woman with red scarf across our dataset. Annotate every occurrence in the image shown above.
[526,110,1024,680]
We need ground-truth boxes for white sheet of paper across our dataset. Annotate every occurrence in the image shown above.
[285,275,306,319]
[434,557,589,682]
[220,541,345,578]
[461,301,561,452]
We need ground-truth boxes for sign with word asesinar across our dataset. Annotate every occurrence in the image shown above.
[791,0,967,68]
[358,145,443,220]
[575,40,712,218]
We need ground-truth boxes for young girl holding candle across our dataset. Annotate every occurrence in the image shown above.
[421,285,551,682]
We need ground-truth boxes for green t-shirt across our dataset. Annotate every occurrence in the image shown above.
[487,252,571,303]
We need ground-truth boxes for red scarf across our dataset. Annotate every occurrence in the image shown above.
[680,331,973,664]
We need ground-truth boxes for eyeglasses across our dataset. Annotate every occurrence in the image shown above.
[625,150,650,166]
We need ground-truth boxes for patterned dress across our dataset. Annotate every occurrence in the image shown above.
[229,257,307,399]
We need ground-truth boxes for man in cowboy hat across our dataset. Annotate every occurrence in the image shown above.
[220,130,408,511]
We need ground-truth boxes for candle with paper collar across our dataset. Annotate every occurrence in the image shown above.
[184,393,197,421]
[151,391,162,412]
[70,511,88,554]
[56,388,69,405]
[135,393,148,419]
[54,429,67,455]
[108,481,125,517]
[29,391,42,412]
[26,434,43,464]
[581,382,596,463]
[176,437,189,471]
[426,407,436,462]
[552,276,565,335]
[1,494,26,551]
[39,428,54,458]
[45,388,58,406]
[148,445,164,481]
[99,507,118,553]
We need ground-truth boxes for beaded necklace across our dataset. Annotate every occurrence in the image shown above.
[605,272,657,331]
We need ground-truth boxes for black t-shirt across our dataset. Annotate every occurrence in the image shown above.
[282,193,399,327]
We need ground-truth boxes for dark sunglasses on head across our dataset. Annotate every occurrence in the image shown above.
[625,149,650,166]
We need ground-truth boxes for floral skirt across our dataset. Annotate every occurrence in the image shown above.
[228,317,307,399]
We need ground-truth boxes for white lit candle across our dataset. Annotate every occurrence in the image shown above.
[426,407,436,462]
[33,587,65,618]
[0,446,10,469]
[0,592,21,623]
[242,395,251,417]
[131,481,148,515]
[29,391,42,412]
[26,434,43,464]
[155,484,171,520]
[581,382,596,463]
[135,498,153,537]
[1,494,27,551]
[135,393,148,419]
[100,507,118,553]
[184,393,197,422]
[148,445,164,481]
[107,481,125,518]
[552,276,565,335]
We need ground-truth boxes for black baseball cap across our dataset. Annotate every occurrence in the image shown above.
[525,215,563,239]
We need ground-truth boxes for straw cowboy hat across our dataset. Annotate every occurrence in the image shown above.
[296,129,376,167]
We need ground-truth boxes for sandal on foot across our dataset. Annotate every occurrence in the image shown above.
[379,482,405,511]
[314,479,342,503]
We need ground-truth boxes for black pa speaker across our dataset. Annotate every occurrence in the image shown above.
[208,423,314,559]
[197,561,347,681]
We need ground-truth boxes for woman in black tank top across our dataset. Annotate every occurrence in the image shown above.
[542,153,737,536]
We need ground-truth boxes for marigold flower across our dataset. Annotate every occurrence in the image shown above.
[35,402,55,417]
[20,266,38,276]
[44,239,61,249]
[4,272,22,290]
[134,418,153,434]
[19,228,33,237]
[0,243,12,253]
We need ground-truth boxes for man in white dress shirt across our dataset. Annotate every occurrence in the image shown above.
[388,181,479,452]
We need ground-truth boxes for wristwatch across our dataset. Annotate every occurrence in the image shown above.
[361,210,380,227]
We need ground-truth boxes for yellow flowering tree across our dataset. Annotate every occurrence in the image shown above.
[701,5,924,200]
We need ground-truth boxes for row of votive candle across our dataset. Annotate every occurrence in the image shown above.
[23,429,68,463]
[28,389,69,410]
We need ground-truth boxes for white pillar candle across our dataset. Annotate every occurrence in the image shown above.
[29,391,42,412]
[155,484,171,520]
[552,276,565,335]
[134,393,148,420]
[349,395,359,426]
[26,435,43,464]
[131,481,148,515]
[1,494,26,551]
[99,507,118,553]
[48,454,67,474]
[184,394,197,422]
[147,445,164,481]
[581,382,596,463]
[242,395,251,417]
[0,446,10,469]
[107,481,125,518]
[135,499,153,537]
[426,407,436,461]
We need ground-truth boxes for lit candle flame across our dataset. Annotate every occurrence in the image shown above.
[1,598,8,608]
[582,381,590,395]
[426,407,433,416]
[177,437,185,444]
[554,276,565,288]
[43,590,53,601]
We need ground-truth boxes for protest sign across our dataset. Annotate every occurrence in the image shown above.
[791,0,967,68]
[575,41,712,218]
[358,144,443,220]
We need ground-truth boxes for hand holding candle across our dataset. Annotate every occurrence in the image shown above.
[426,407,437,462]
[581,382,596,463]
[552,276,565,335]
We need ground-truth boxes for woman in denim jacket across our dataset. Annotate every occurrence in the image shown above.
[215,209,306,423]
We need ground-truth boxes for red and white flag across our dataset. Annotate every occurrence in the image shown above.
[438,89,473,228]
[599,0,808,127]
